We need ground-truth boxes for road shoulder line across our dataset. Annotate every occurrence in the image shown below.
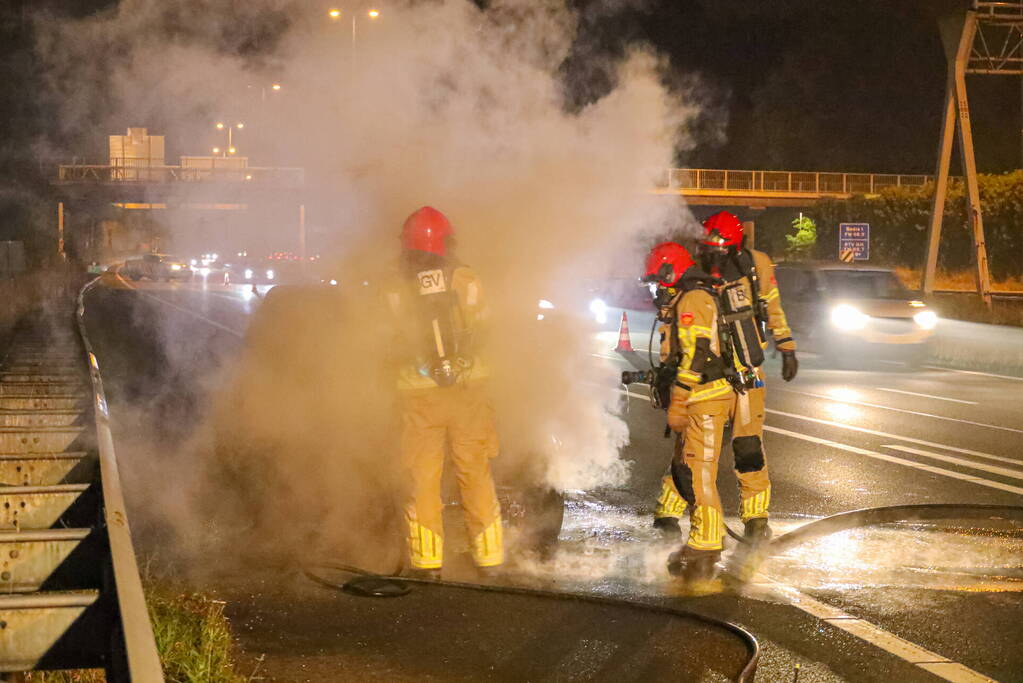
[780,388,1023,435]
[759,577,996,683]
[113,274,244,338]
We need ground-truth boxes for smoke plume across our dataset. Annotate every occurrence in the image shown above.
[44,0,706,566]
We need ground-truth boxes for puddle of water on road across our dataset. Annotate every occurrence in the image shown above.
[512,499,1023,598]
[762,522,1023,594]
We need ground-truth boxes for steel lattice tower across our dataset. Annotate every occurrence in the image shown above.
[924,1,1023,303]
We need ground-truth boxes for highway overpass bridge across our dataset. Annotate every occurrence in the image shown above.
[655,168,933,208]
[54,163,929,210]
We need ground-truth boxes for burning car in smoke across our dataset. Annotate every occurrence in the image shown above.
[212,283,565,572]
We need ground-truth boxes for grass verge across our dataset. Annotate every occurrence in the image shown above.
[894,267,1023,327]
[23,584,249,683]
[893,266,1023,292]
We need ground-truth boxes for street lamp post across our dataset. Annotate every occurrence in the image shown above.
[214,121,244,158]
[327,6,381,78]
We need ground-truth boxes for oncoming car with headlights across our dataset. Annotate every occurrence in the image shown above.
[224,260,278,285]
[121,253,192,281]
[774,263,936,367]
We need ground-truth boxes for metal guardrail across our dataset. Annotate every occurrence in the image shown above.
[662,168,933,196]
[934,288,1023,299]
[57,162,304,186]
[0,277,163,680]
[76,277,164,680]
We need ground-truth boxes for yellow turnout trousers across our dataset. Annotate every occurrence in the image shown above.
[401,382,503,569]
[655,379,772,551]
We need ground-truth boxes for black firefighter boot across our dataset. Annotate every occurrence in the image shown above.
[653,516,683,538]
[743,517,772,543]
[666,546,721,582]
[727,518,773,583]
[405,567,442,581]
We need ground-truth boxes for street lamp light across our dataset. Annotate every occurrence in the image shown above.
[214,121,244,157]
[327,5,382,78]
[271,83,282,91]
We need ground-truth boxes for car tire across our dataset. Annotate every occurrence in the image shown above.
[499,485,565,559]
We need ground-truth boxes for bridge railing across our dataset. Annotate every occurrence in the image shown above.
[57,161,304,187]
[664,169,933,196]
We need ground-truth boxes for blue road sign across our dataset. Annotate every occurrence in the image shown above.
[839,222,869,261]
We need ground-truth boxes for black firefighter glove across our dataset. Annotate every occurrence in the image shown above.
[781,350,798,382]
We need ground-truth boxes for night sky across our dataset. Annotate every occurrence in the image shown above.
[0,0,1018,186]
[567,0,1018,174]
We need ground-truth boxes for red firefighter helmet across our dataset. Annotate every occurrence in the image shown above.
[644,241,694,287]
[701,211,744,249]
[401,206,453,256]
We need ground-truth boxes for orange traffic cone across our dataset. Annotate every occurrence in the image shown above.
[615,311,635,352]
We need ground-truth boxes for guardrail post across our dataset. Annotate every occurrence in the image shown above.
[724,169,729,190]
[695,168,701,189]
[870,174,875,193]
[842,173,847,193]
[815,172,820,194]
[788,172,792,192]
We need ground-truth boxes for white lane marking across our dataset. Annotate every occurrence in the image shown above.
[115,276,244,338]
[759,577,997,683]
[882,444,1023,480]
[875,387,978,405]
[592,353,630,362]
[765,425,1023,496]
[766,408,1015,464]
[141,293,243,337]
[626,387,1016,466]
[925,364,1023,383]
[782,388,1023,435]
[627,389,1023,490]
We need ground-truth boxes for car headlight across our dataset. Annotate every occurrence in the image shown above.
[170,264,182,271]
[266,269,275,280]
[538,299,555,310]
[913,310,937,330]
[831,304,868,330]
[589,298,608,324]
[244,268,254,280]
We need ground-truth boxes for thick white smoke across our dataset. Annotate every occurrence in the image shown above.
[41,0,706,558]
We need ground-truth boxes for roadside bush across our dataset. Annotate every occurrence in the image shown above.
[814,171,1023,279]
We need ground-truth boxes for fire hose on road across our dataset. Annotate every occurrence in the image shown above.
[302,503,1023,683]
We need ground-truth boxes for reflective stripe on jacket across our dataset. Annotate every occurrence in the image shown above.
[750,249,796,353]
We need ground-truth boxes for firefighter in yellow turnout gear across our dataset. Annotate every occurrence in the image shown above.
[653,212,797,550]
[389,207,503,577]
[640,243,731,580]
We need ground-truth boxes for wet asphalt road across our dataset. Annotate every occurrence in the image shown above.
[84,275,1023,682]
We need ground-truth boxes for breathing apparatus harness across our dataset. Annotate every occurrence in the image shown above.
[622,273,754,437]
[730,248,769,341]
[404,259,476,388]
